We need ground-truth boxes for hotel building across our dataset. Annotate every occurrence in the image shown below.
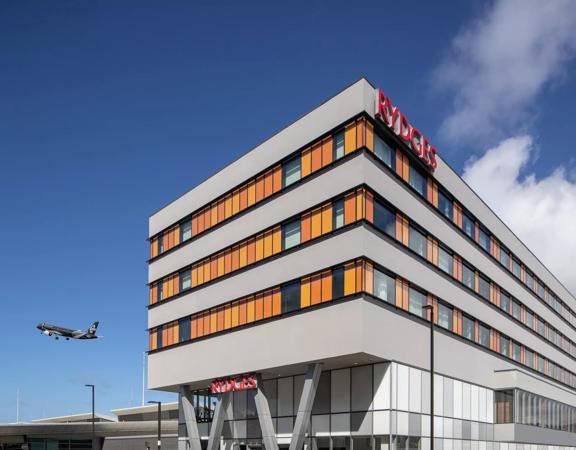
[146,79,576,450]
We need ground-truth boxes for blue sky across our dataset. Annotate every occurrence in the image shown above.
[1,0,575,422]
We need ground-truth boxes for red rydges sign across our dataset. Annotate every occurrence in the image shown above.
[376,89,438,171]
[211,374,258,394]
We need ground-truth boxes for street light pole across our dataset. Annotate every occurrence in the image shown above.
[85,384,95,450]
[422,304,434,450]
[148,401,162,450]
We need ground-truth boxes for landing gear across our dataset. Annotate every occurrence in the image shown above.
[55,336,59,340]
[66,338,69,341]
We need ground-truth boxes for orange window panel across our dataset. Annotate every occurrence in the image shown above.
[247,239,256,265]
[321,203,332,234]
[272,226,282,254]
[263,230,273,258]
[453,202,463,228]
[364,262,374,295]
[247,181,256,207]
[203,208,211,232]
[196,313,205,337]
[255,293,264,321]
[264,171,273,198]
[217,308,225,332]
[301,277,311,308]
[192,265,200,286]
[355,260,363,293]
[150,238,159,258]
[344,192,356,225]
[255,234,264,262]
[191,215,199,237]
[209,310,217,335]
[210,257,218,282]
[211,204,218,227]
[232,190,240,215]
[321,136,333,166]
[255,176,265,202]
[231,302,239,328]
[395,214,409,246]
[238,300,247,326]
[224,196,233,220]
[217,199,225,223]
[365,191,374,223]
[365,121,374,152]
[263,291,273,319]
[202,259,210,285]
[272,166,282,194]
[224,304,232,330]
[172,274,180,296]
[239,242,248,268]
[149,284,158,305]
[311,142,322,173]
[231,246,240,272]
[162,326,168,347]
[311,208,322,240]
[223,249,231,274]
[196,211,205,235]
[321,270,332,302]
[344,122,357,155]
[356,118,366,149]
[173,322,179,344]
[217,254,225,277]
[272,288,281,315]
[395,279,404,309]
[246,297,255,323]
[474,223,480,243]
[310,273,322,305]
[356,189,364,221]
[239,185,248,212]
[190,317,198,339]
[301,148,312,178]
[301,212,311,243]
[344,262,356,296]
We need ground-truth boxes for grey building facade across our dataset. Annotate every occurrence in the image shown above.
[146,79,576,450]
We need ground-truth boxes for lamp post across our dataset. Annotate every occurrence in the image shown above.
[148,401,162,450]
[85,384,95,450]
[422,304,434,450]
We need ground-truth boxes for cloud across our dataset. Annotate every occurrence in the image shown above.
[462,136,576,295]
[433,0,576,146]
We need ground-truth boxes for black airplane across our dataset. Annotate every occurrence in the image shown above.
[36,321,100,340]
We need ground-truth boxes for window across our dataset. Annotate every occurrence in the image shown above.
[156,327,163,349]
[374,268,395,304]
[283,158,301,187]
[179,318,190,343]
[463,264,475,290]
[537,281,545,300]
[437,303,453,330]
[374,200,396,237]
[495,390,514,423]
[333,131,345,160]
[500,335,510,356]
[157,283,164,302]
[180,220,192,242]
[478,228,490,252]
[525,349,534,368]
[180,269,192,291]
[538,355,545,372]
[281,281,301,314]
[332,267,344,299]
[158,235,164,254]
[462,213,475,239]
[537,318,545,336]
[512,342,521,362]
[512,300,521,321]
[462,315,475,341]
[525,270,534,290]
[438,246,453,275]
[333,199,344,230]
[282,219,301,250]
[512,258,521,278]
[500,247,510,268]
[478,323,490,347]
[409,164,426,197]
[408,287,427,318]
[478,275,490,300]
[438,190,453,220]
[500,292,510,313]
[409,226,427,258]
[374,134,393,168]
[525,310,534,329]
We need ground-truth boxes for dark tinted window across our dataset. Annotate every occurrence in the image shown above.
[462,316,475,341]
[409,164,426,197]
[478,324,490,347]
[462,213,475,239]
[512,259,521,278]
[332,267,344,299]
[463,264,475,290]
[438,247,453,275]
[478,275,490,300]
[179,318,191,342]
[374,268,395,304]
[478,228,490,252]
[281,281,301,313]
[438,190,453,220]
[374,135,394,168]
[374,200,396,237]
[409,226,427,258]
[437,303,453,330]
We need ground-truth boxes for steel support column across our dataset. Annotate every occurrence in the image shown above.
[179,386,203,450]
[254,375,279,450]
[207,391,231,450]
[289,363,322,450]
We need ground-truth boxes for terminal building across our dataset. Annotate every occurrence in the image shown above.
[146,78,576,450]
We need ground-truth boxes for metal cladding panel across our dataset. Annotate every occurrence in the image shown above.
[148,154,366,283]
[149,78,376,237]
[434,155,576,310]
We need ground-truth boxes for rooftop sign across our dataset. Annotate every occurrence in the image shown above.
[376,89,438,171]
[211,374,257,394]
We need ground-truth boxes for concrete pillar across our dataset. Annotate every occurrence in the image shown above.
[254,375,279,450]
[289,364,322,450]
[207,391,232,450]
[179,386,203,450]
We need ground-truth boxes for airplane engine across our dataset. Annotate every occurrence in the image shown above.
[43,330,51,336]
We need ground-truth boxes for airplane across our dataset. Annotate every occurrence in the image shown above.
[36,321,100,340]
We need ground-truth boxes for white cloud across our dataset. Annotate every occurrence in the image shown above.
[433,0,576,145]
[463,136,576,294]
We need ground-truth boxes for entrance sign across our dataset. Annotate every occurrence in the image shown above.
[211,374,258,394]
[376,89,438,171]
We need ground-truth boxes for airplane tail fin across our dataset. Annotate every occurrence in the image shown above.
[87,321,99,336]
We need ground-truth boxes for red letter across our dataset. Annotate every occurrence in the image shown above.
[429,146,438,170]
[398,111,411,142]
[410,128,424,158]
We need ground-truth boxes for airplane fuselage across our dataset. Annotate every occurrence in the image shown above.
[36,323,98,340]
